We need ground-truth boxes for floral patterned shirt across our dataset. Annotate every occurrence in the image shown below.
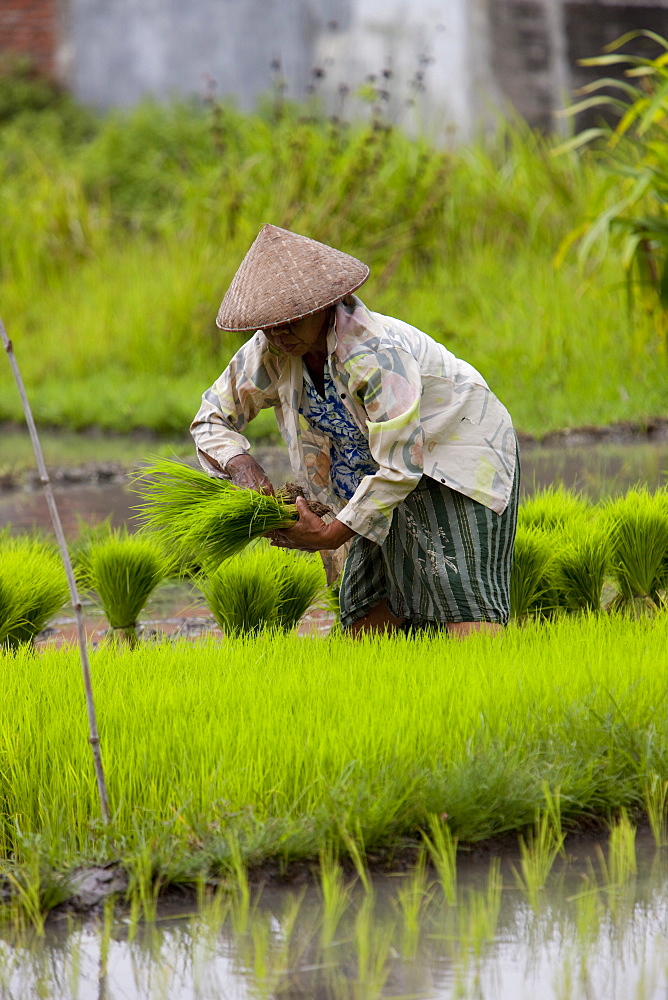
[191,296,517,545]
[301,362,378,501]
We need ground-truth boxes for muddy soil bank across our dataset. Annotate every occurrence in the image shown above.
[2,418,668,492]
[6,813,646,922]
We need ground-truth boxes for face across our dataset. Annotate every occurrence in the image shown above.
[261,310,330,357]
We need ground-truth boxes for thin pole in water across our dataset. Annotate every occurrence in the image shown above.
[1,315,111,824]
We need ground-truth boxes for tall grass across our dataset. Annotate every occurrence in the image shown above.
[0,96,664,435]
[1,616,667,891]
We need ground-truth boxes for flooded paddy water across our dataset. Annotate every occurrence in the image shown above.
[2,426,668,998]
[3,828,668,999]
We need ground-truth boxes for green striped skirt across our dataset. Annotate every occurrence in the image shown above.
[339,461,520,630]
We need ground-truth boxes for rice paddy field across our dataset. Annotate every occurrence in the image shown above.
[1,617,668,894]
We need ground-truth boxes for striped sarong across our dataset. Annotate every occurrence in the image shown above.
[339,459,520,630]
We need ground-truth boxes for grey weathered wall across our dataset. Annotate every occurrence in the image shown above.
[66,0,498,139]
[5,0,668,136]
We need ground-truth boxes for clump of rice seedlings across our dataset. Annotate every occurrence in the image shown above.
[510,525,559,619]
[0,535,68,649]
[201,551,281,636]
[132,459,301,570]
[601,488,668,613]
[552,523,611,614]
[86,530,171,645]
[69,515,115,590]
[267,548,326,631]
[201,544,325,636]
[518,485,593,532]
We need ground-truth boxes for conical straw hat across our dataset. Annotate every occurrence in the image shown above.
[216,224,369,331]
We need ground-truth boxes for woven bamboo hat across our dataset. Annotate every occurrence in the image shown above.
[216,224,369,332]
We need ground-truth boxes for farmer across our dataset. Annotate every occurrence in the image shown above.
[191,224,519,637]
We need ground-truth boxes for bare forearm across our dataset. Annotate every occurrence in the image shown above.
[321,518,356,550]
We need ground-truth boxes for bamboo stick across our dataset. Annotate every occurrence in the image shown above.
[1,315,110,824]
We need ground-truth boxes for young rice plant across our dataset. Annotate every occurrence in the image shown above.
[0,534,68,648]
[133,459,300,570]
[84,529,172,645]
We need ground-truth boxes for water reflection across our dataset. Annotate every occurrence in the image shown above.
[2,831,668,1000]
[1,442,667,537]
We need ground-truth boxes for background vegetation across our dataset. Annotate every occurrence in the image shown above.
[0,54,666,440]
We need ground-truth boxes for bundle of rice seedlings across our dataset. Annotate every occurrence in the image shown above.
[201,550,281,636]
[69,515,115,591]
[510,525,559,620]
[267,548,327,631]
[132,459,304,570]
[518,485,592,532]
[0,535,68,649]
[601,488,668,613]
[552,524,611,614]
[201,544,326,636]
[87,532,171,645]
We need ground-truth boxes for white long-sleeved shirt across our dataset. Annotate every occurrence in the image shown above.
[190,296,517,545]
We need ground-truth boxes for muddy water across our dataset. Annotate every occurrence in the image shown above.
[2,829,668,999]
[2,441,667,536]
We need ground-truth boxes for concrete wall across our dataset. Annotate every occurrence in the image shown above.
[2,0,668,137]
[64,0,495,140]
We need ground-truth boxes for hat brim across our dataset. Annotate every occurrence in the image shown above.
[216,269,369,332]
[215,224,370,332]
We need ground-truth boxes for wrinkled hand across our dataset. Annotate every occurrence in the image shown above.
[268,497,356,552]
[225,454,274,494]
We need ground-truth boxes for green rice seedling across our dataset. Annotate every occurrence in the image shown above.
[461,858,503,960]
[552,523,611,613]
[591,810,638,920]
[421,813,458,906]
[0,535,68,649]
[573,872,604,947]
[518,485,593,532]
[643,772,668,847]
[126,843,163,923]
[132,459,299,570]
[87,531,170,645]
[339,821,372,895]
[319,844,352,947]
[602,488,668,612]
[354,894,396,996]
[510,524,559,619]
[512,809,566,909]
[228,834,252,938]
[607,810,637,888]
[395,847,433,958]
